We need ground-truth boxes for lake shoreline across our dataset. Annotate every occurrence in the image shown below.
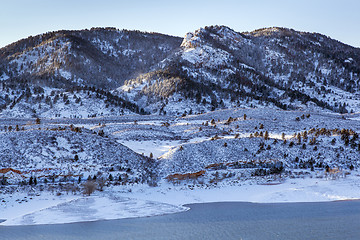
[2,173,360,226]
[1,200,360,240]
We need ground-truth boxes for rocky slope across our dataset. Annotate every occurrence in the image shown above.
[119,26,360,115]
[1,26,360,117]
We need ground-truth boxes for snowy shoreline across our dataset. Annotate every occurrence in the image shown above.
[1,172,360,226]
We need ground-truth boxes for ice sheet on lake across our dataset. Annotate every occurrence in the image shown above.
[1,195,187,226]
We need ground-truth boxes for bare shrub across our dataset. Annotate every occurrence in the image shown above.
[83,180,97,196]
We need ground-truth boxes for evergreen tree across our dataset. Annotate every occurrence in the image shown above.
[1,176,7,185]
[29,176,33,185]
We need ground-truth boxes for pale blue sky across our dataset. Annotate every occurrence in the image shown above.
[1,0,359,48]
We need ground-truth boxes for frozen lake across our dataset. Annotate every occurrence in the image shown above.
[1,200,360,240]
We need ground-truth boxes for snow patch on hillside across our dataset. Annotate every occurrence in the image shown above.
[182,45,231,68]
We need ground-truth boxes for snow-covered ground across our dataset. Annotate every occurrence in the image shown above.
[1,109,360,226]
[125,172,360,205]
[1,171,360,226]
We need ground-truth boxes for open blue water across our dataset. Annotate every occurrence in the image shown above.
[1,200,360,240]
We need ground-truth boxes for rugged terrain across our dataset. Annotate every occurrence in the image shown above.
[1,109,360,187]
[119,26,360,115]
[1,26,359,118]
[1,26,360,225]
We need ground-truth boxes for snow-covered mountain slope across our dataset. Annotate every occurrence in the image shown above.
[0,28,181,89]
[0,85,144,118]
[119,26,360,115]
[1,25,360,117]
[0,125,155,184]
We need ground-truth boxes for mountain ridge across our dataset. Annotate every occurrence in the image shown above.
[1,25,360,117]
[0,27,182,89]
[118,25,360,115]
